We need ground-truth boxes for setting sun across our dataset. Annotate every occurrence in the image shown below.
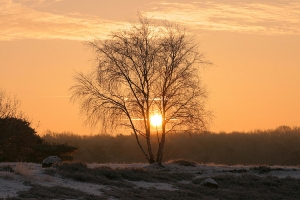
[150,113,162,127]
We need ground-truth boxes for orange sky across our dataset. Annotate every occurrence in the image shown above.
[1,0,299,134]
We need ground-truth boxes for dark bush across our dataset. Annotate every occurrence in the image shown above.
[168,159,198,167]
[0,117,42,162]
[0,117,78,162]
[250,165,271,174]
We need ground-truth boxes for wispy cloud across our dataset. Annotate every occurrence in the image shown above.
[0,0,127,41]
[1,0,299,41]
[14,0,62,7]
[142,1,300,35]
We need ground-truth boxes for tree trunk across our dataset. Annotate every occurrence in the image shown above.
[146,132,155,163]
[133,131,152,163]
[156,124,166,165]
[156,134,165,165]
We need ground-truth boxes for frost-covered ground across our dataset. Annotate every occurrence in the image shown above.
[1,161,300,199]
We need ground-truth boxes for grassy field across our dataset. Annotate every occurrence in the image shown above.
[1,160,300,199]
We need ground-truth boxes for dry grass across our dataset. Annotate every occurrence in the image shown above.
[0,172,15,180]
[0,164,14,172]
[101,174,300,200]
[14,163,32,178]
[40,174,54,182]
[8,184,104,200]
[0,164,15,180]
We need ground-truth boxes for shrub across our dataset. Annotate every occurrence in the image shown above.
[0,117,42,162]
[0,117,78,163]
[14,163,32,178]
[0,172,15,180]
[167,159,198,167]
[250,165,271,174]
[53,162,194,187]
[17,184,104,199]
[0,164,14,172]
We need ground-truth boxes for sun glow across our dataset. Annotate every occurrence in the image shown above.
[150,113,162,127]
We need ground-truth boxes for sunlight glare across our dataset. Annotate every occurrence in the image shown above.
[150,113,162,127]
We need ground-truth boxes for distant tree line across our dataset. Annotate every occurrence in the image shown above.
[2,88,299,165]
[43,125,300,166]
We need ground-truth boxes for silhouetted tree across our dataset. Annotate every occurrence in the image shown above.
[29,143,78,163]
[0,89,78,162]
[71,16,211,165]
[0,117,78,162]
[0,117,41,161]
[0,88,26,119]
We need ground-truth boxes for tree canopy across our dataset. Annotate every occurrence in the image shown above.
[0,88,25,119]
[71,17,211,164]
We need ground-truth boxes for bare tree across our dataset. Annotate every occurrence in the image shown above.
[0,88,25,119]
[71,17,211,165]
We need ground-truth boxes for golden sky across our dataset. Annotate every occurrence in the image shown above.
[1,0,300,134]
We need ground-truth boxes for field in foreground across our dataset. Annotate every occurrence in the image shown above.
[0,161,300,200]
